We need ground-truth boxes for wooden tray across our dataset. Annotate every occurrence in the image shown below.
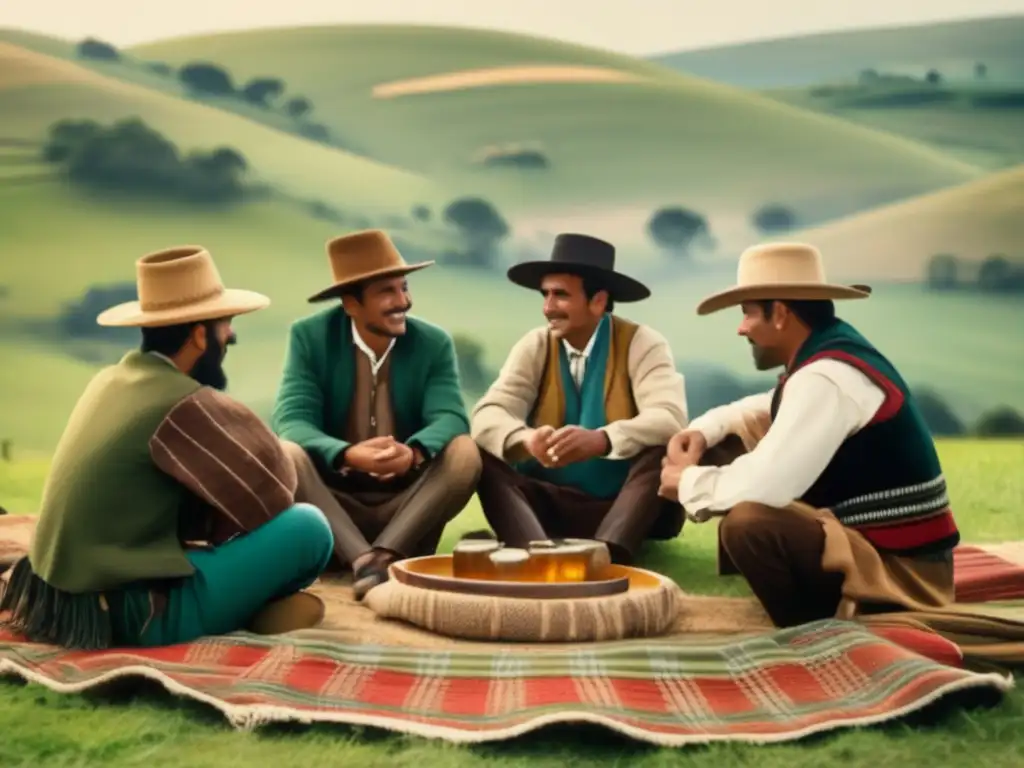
[389,554,667,599]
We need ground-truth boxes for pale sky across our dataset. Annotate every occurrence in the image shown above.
[2,0,1020,55]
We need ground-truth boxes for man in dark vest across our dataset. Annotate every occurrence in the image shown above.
[659,242,960,627]
[272,230,482,600]
[470,234,689,563]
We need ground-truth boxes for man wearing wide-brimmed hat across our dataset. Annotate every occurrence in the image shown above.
[272,230,481,599]
[658,242,960,628]
[1,246,335,650]
[469,233,688,563]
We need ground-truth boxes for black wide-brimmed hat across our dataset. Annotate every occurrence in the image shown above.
[506,233,650,302]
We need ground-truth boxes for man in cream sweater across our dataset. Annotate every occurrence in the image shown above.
[470,234,688,564]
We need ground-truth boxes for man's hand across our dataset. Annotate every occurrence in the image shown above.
[545,426,609,467]
[658,461,684,501]
[369,442,417,481]
[342,436,401,475]
[667,429,708,467]
[524,426,557,466]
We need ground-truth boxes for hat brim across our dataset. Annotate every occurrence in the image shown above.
[307,261,434,303]
[696,283,871,316]
[507,261,651,303]
[95,288,271,328]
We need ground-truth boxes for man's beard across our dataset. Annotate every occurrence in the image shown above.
[750,342,784,371]
[189,334,228,390]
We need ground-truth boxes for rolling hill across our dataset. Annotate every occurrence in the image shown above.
[0,41,450,219]
[650,15,1024,88]
[787,163,1024,282]
[128,24,983,240]
[764,82,1024,171]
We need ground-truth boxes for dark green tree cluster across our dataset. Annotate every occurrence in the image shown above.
[926,253,1024,293]
[42,118,249,203]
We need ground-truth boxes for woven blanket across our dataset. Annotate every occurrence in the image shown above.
[0,619,1012,745]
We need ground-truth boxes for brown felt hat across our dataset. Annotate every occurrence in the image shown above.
[308,229,434,302]
[96,246,270,327]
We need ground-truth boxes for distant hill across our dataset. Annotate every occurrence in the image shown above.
[0,40,448,221]
[650,15,1024,89]
[130,24,981,242]
[789,163,1024,282]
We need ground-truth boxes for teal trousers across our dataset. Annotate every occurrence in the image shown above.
[110,502,334,647]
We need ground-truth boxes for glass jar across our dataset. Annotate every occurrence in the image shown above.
[452,539,502,580]
[488,548,531,581]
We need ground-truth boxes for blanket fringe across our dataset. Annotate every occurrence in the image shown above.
[0,557,112,650]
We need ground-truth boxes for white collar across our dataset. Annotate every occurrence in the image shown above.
[148,351,179,369]
[562,324,600,359]
[351,320,395,377]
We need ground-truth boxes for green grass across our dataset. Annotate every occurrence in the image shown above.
[124,24,982,221]
[1,440,1024,766]
[0,39,451,218]
[649,15,1024,89]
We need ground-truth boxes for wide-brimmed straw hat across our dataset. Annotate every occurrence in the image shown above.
[308,229,434,302]
[96,246,270,327]
[696,242,871,315]
[506,233,650,302]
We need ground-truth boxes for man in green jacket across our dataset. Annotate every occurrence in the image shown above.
[273,230,482,599]
[1,246,335,649]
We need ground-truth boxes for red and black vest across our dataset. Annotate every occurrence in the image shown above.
[771,320,960,556]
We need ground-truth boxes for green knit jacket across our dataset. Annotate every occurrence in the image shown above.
[271,307,470,469]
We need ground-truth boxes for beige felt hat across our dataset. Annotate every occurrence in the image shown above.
[96,245,270,327]
[696,242,872,316]
[308,229,434,302]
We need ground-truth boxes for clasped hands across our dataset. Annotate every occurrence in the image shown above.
[658,429,708,501]
[524,425,609,467]
[339,435,423,481]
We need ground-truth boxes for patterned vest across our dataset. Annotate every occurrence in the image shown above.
[771,319,960,556]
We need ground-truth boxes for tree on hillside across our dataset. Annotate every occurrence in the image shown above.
[974,62,988,80]
[148,62,173,76]
[925,69,942,85]
[976,254,1024,293]
[452,333,494,394]
[241,77,285,107]
[58,283,139,343]
[42,117,250,204]
[77,38,120,61]
[412,205,431,222]
[752,204,797,234]
[911,388,965,436]
[975,407,1024,437]
[179,62,235,96]
[647,206,709,260]
[285,96,313,118]
[443,197,510,268]
[925,254,960,290]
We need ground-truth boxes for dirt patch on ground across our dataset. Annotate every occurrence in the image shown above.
[0,42,107,91]
[372,65,647,99]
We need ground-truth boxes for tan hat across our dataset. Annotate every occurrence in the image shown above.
[696,242,871,316]
[308,229,434,302]
[96,246,270,327]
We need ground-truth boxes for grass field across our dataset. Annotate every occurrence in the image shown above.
[649,15,1024,88]
[0,41,450,217]
[1,439,1024,766]
[786,163,1024,280]
[125,24,982,223]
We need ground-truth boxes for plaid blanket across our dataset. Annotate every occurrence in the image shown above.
[0,619,1011,745]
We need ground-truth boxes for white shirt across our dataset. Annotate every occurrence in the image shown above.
[679,358,886,521]
[562,328,599,389]
[351,320,395,378]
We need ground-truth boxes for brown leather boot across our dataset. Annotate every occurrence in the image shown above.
[246,591,326,635]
